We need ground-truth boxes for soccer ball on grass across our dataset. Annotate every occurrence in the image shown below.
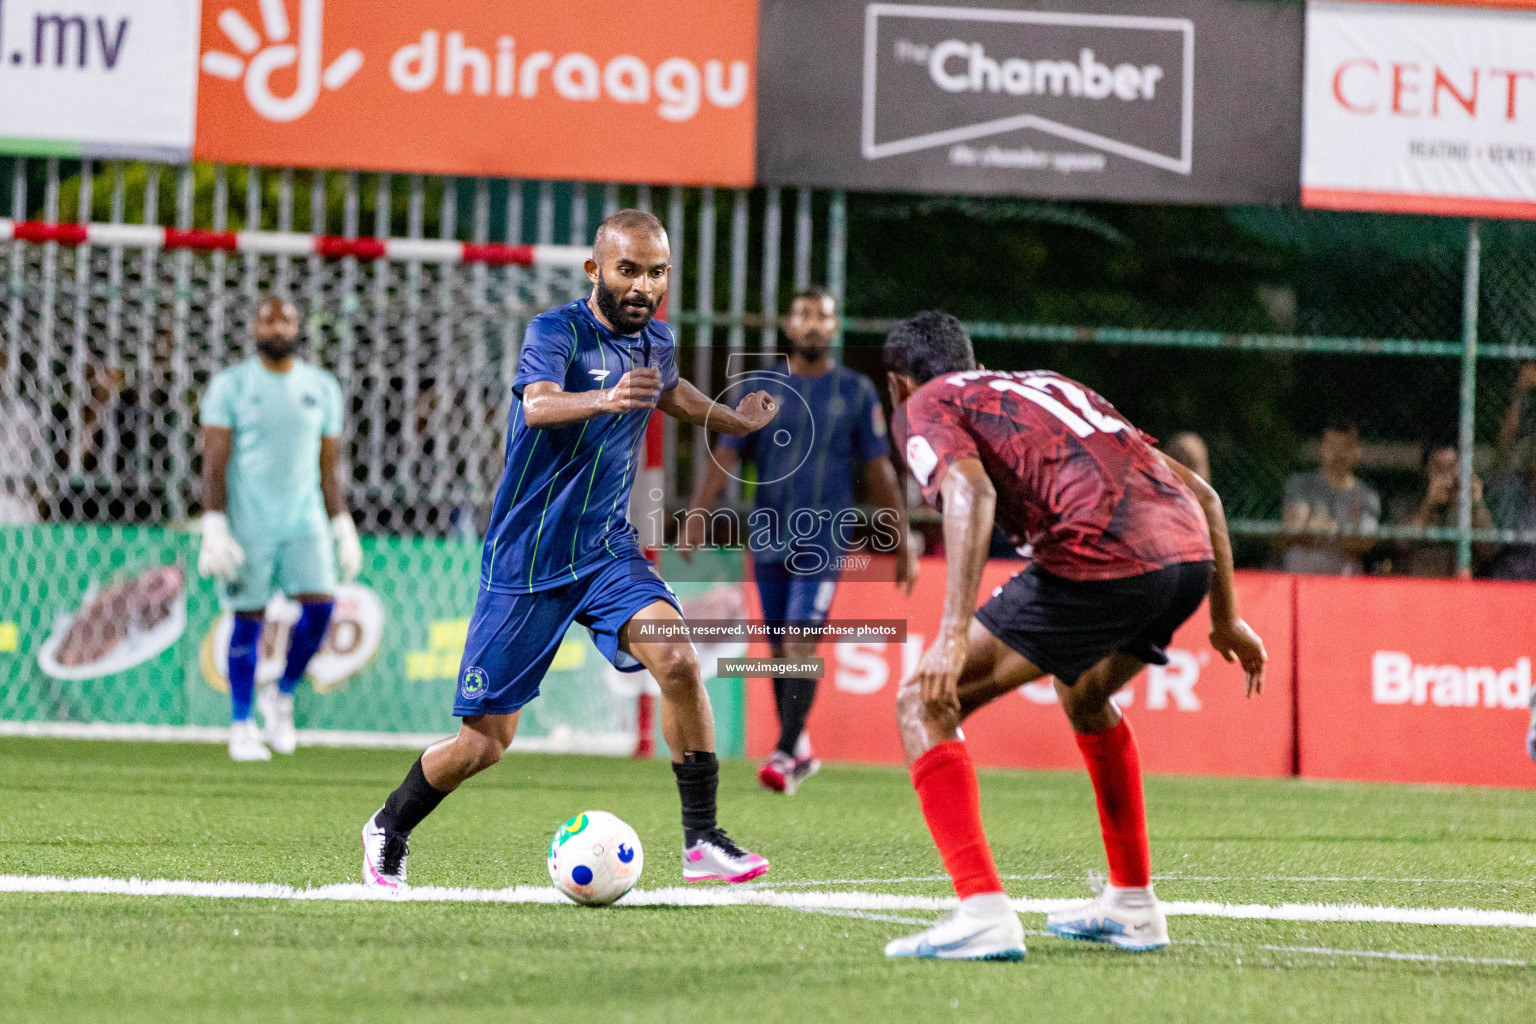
[548,810,643,906]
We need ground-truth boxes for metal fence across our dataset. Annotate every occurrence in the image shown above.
[3,156,1536,578]
[0,157,846,541]
[836,201,1536,579]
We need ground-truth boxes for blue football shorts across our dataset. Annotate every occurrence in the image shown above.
[752,558,841,652]
[454,547,682,717]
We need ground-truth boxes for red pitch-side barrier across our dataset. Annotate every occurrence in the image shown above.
[1295,575,1536,788]
[743,560,1296,778]
[741,559,1536,788]
[0,218,588,268]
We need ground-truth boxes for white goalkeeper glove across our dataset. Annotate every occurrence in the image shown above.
[331,512,362,583]
[197,511,245,582]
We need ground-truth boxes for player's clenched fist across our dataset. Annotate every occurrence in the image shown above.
[602,366,663,413]
[735,391,778,432]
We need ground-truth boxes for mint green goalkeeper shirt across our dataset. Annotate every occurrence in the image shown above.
[200,358,343,544]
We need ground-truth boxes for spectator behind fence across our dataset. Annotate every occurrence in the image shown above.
[1387,442,1492,578]
[1486,437,1536,581]
[1499,361,1536,451]
[1278,418,1380,576]
[1162,431,1210,482]
[0,378,44,524]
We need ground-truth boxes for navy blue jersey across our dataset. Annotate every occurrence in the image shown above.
[481,300,679,594]
[719,365,890,564]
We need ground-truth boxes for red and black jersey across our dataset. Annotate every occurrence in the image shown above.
[895,369,1213,581]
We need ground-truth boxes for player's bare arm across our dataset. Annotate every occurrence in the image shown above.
[201,424,233,514]
[1158,451,1267,696]
[319,435,347,518]
[912,457,995,721]
[196,424,245,583]
[679,445,740,562]
[321,434,362,584]
[655,377,777,436]
[522,371,665,428]
[859,455,919,593]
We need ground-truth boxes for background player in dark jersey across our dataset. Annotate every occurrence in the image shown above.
[682,287,916,795]
[360,211,779,890]
[879,312,1267,962]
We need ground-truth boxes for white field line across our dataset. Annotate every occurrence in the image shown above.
[0,720,632,755]
[790,911,1535,968]
[753,873,1535,889]
[2,874,1534,929]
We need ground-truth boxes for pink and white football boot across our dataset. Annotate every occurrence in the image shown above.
[681,828,769,883]
[361,809,408,890]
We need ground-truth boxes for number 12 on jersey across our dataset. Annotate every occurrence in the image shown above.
[988,375,1126,438]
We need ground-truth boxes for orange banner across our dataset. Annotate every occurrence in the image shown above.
[745,561,1295,778]
[193,0,758,184]
[1296,575,1536,788]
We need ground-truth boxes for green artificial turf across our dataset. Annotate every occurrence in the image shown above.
[1,738,1533,1022]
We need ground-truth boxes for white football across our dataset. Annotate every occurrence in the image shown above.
[547,810,644,906]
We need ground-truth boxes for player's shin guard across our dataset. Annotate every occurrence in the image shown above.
[911,741,1005,899]
[774,678,817,757]
[377,755,449,836]
[228,616,262,721]
[1074,717,1151,888]
[279,600,334,695]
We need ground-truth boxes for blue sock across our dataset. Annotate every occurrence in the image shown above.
[228,616,263,721]
[279,600,334,695]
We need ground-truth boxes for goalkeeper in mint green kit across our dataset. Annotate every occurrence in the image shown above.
[197,296,362,761]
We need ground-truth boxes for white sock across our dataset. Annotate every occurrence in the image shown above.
[960,892,1013,917]
[1105,884,1156,910]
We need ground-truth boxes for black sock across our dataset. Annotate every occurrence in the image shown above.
[772,677,788,722]
[376,756,449,835]
[775,679,818,757]
[672,751,718,845]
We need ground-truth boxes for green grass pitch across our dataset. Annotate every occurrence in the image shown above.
[2,737,1534,1023]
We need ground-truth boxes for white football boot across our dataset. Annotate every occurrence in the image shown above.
[790,733,821,795]
[1046,881,1170,951]
[228,719,272,762]
[681,828,769,883]
[258,687,298,755]
[885,894,1026,961]
[361,810,408,890]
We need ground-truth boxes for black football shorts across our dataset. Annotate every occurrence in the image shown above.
[974,560,1214,685]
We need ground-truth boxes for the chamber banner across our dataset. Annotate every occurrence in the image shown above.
[755,0,1303,202]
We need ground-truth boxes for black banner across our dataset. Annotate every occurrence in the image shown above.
[756,0,1302,203]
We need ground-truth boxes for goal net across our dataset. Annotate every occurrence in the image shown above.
[0,167,691,755]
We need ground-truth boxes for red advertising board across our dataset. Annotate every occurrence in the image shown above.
[1296,575,1536,788]
[745,560,1294,778]
[193,0,758,184]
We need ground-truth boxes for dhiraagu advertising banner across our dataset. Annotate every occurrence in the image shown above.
[0,526,746,757]
[192,0,759,184]
[0,0,201,160]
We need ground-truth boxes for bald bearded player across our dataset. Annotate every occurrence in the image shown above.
[361,211,780,890]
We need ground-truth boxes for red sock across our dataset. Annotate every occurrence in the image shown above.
[1074,717,1151,888]
[910,741,1004,899]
